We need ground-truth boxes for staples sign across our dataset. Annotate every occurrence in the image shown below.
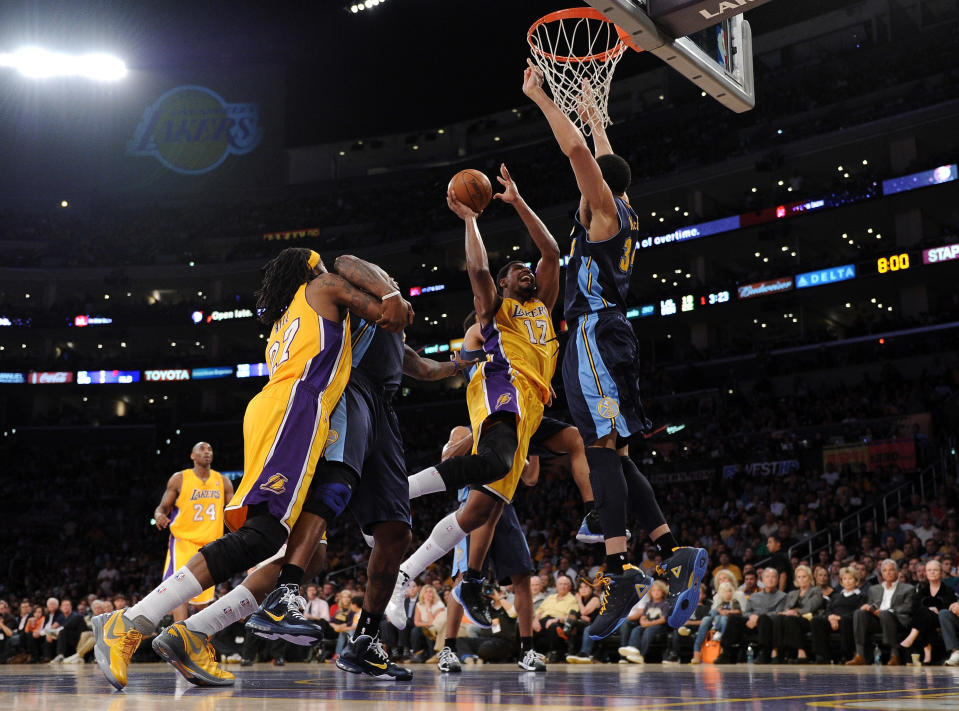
[923,242,959,265]
[144,369,191,382]
[28,371,74,384]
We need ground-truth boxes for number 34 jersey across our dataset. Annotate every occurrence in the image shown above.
[169,468,225,544]
[225,282,352,533]
[563,195,640,322]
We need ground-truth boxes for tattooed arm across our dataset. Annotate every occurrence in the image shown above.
[402,344,478,381]
[333,254,413,331]
[306,273,406,334]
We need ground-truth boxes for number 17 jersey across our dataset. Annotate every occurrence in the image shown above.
[563,195,640,322]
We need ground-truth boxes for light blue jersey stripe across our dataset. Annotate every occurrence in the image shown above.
[576,315,623,435]
[351,320,376,366]
[325,395,349,463]
[577,258,609,314]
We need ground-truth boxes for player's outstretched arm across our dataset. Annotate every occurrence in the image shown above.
[447,189,499,324]
[154,472,182,530]
[311,273,410,334]
[492,163,560,312]
[577,84,614,158]
[523,61,618,240]
[332,254,413,331]
[401,344,476,381]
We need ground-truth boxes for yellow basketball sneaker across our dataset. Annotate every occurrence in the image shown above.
[92,610,144,690]
[152,623,235,687]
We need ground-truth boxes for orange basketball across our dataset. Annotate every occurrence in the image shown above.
[449,169,493,213]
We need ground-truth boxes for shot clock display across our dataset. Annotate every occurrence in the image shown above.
[700,290,731,306]
[877,253,910,274]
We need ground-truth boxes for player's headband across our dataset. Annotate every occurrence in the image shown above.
[307,250,320,269]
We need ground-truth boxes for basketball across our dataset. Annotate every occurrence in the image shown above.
[449,169,493,213]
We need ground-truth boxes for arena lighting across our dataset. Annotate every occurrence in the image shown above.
[0,46,127,81]
[348,0,386,13]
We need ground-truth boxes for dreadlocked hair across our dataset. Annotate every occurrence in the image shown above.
[256,248,317,326]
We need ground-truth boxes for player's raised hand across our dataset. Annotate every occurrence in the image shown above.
[492,163,521,205]
[447,187,480,220]
[576,80,602,131]
[523,58,545,98]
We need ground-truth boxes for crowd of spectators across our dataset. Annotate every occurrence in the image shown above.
[1,364,956,666]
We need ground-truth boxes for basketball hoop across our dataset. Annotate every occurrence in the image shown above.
[527,8,638,135]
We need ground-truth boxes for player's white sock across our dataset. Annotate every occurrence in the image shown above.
[407,466,446,499]
[125,567,203,626]
[402,511,466,578]
[185,585,258,637]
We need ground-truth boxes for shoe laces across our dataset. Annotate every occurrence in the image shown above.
[587,571,613,615]
[204,639,223,671]
[281,587,309,621]
[523,649,545,664]
[120,629,142,663]
[438,646,458,666]
[369,637,390,665]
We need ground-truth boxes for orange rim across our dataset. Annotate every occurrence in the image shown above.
[527,7,640,63]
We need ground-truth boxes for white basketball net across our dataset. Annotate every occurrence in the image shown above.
[527,11,629,136]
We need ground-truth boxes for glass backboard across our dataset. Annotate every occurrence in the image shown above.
[584,0,757,112]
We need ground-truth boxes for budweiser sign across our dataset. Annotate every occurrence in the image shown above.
[737,277,793,300]
[28,371,74,384]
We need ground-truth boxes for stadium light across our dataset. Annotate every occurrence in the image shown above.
[0,46,127,81]
[348,0,387,13]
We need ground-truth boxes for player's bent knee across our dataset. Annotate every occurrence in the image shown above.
[200,509,287,584]
[303,461,359,521]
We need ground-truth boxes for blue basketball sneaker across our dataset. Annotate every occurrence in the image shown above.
[575,510,631,544]
[658,546,709,628]
[587,565,652,641]
[245,584,325,646]
[452,576,493,629]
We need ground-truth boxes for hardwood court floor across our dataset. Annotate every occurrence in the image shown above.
[2,662,959,710]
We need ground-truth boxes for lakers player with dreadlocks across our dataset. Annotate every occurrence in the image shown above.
[91,247,412,690]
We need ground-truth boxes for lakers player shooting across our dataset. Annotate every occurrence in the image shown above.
[423,310,606,545]
[387,163,560,635]
[91,247,412,690]
[523,60,707,640]
[153,442,234,622]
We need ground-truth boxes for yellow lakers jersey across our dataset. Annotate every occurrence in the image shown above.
[263,283,351,393]
[480,296,557,403]
[169,468,225,543]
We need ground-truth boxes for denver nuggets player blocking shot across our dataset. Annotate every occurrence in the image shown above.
[523,61,707,640]
[386,163,560,637]
[153,442,234,622]
[91,247,411,690]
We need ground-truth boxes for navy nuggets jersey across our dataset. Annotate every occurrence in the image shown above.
[349,317,404,395]
[564,196,641,322]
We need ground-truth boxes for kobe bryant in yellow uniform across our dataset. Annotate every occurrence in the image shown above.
[92,248,412,691]
[154,442,234,622]
[386,163,560,657]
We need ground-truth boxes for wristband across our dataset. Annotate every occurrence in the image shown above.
[381,290,400,301]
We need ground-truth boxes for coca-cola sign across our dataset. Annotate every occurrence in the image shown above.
[737,277,793,300]
[28,371,74,384]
